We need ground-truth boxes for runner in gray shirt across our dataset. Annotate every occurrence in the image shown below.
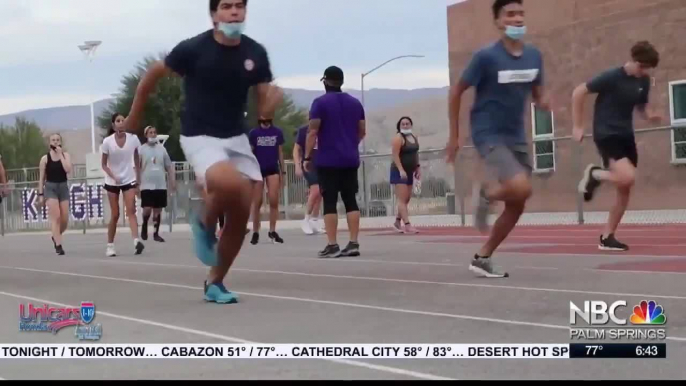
[446,0,550,279]
[139,126,176,242]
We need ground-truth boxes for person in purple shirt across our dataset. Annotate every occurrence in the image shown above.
[293,125,323,235]
[304,66,366,258]
[248,117,285,245]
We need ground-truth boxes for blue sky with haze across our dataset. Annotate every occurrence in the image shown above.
[0,0,464,115]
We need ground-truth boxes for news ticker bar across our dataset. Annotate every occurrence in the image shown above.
[0,344,666,359]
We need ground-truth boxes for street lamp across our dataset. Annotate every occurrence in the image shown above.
[78,40,102,154]
[360,55,424,154]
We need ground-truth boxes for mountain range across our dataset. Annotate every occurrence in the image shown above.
[0,87,450,165]
[0,87,449,132]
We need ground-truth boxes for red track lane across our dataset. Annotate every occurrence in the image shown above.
[367,225,686,264]
[366,224,686,237]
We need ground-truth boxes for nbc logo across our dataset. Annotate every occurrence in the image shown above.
[630,300,666,325]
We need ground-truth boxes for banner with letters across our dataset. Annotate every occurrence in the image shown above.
[22,183,105,223]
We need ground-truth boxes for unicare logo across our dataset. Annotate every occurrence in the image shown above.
[19,302,95,334]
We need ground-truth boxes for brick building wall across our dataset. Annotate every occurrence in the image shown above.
[448,0,686,214]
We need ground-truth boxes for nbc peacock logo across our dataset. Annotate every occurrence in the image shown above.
[630,300,666,325]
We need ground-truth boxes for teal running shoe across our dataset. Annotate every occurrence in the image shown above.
[204,281,238,304]
[191,214,218,267]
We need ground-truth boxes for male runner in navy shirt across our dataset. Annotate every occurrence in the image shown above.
[446,0,550,278]
[573,41,661,252]
[126,0,283,304]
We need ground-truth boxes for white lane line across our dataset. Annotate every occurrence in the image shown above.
[94,254,686,276]
[2,251,565,273]
[0,291,451,381]
[3,264,686,301]
[1,265,685,344]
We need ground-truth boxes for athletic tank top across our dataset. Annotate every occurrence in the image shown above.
[391,133,420,173]
[46,153,68,183]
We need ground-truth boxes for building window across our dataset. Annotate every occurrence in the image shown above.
[669,81,686,162]
[531,103,555,171]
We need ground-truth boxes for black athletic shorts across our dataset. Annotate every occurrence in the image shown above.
[141,190,168,209]
[595,136,638,168]
[317,167,359,198]
[104,182,137,195]
[261,168,280,179]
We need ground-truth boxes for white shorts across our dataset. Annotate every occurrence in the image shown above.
[180,134,262,186]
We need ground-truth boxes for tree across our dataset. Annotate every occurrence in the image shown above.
[0,118,47,170]
[99,53,308,162]
[98,54,185,161]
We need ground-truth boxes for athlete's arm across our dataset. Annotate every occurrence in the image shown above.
[0,156,6,196]
[446,80,470,163]
[571,83,590,141]
[304,119,320,172]
[134,148,141,186]
[358,120,367,142]
[0,157,6,197]
[0,157,6,185]
[293,140,304,177]
[164,150,176,192]
[278,145,285,175]
[293,142,302,165]
[38,155,47,199]
[101,154,118,185]
[637,104,663,123]
[255,83,283,120]
[532,85,551,111]
[126,62,172,135]
[391,135,405,177]
[60,152,73,175]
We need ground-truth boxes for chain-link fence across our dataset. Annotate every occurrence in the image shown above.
[2,126,685,235]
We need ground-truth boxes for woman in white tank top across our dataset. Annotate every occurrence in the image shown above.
[101,113,145,257]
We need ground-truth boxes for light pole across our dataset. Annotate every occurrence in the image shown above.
[78,40,102,154]
[359,55,423,215]
[360,55,424,154]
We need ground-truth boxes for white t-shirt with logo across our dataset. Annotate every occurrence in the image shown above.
[101,133,141,187]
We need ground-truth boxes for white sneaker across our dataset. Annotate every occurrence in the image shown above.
[310,218,325,234]
[301,217,314,235]
[106,244,117,257]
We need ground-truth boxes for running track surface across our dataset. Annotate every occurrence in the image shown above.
[0,224,684,380]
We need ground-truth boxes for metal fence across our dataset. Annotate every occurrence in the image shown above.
[2,125,684,235]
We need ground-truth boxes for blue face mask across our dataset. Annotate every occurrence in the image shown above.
[218,22,244,39]
[505,25,527,40]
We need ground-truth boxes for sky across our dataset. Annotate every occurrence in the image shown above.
[0,0,462,115]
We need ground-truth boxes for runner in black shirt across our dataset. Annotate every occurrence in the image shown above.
[126,0,283,304]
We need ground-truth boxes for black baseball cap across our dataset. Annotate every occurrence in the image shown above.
[321,66,344,82]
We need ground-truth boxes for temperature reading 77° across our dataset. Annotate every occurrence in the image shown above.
[586,345,604,356]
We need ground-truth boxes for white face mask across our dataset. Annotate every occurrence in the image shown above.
[218,21,245,39]
[148,137,159,145]
[400,129,413,135]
